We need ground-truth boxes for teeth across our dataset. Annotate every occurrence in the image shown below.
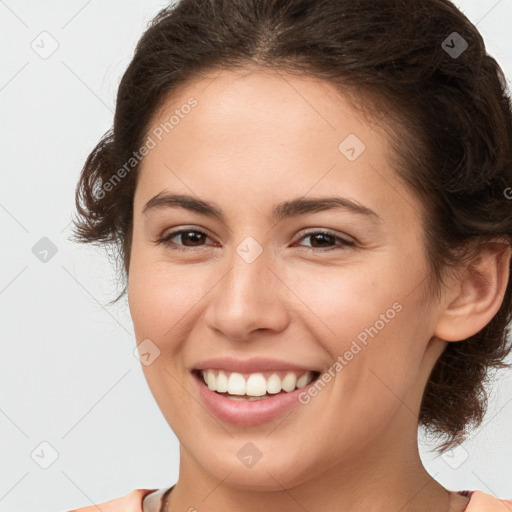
[245,373,267,396]
[227,372,246,395]
[296,372,309,388]
[216,370,228,392]
[281,373,297,392]
[206,371,216,391]
[200,370,316,397]
[267,373,282,394]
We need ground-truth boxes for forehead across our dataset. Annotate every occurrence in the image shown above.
[136,68,422,226]
[147,67,376,148]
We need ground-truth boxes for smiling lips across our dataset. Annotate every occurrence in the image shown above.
[199,369,319,398]
[192,357,323,424]
[192,356,322,401]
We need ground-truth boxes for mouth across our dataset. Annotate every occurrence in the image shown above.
[192,368,322,401]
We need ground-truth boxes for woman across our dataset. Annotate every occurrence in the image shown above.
[68,0,512,510]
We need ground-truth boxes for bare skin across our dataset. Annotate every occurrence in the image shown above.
[128,68,511,512]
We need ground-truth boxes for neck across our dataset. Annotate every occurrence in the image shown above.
[166,413,460,512]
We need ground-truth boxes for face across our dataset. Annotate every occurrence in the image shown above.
[128,68,447,491]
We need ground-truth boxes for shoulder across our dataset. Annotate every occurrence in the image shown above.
[67,488,159,512]
[66,488,512,512]
[465,490,512,511]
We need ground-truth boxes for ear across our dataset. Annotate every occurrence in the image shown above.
[433,241,511,342]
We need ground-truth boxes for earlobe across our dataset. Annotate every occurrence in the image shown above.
[433,241,511,342]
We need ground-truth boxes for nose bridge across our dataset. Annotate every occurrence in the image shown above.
[224,234,273,303]
[206,233,288,338]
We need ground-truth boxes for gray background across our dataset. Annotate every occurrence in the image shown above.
[1,1,511,511]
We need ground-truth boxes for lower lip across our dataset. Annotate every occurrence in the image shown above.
[192,371,319,426]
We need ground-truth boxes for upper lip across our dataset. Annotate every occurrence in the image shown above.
[192,356,321,374]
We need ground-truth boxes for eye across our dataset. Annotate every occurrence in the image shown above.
[157,228,213,252]
[294,230,356,252]
[156,228,356,253]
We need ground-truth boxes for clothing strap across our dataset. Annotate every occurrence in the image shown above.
[159,485,175,512]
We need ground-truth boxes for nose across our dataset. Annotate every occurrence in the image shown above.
[204,243,289,341]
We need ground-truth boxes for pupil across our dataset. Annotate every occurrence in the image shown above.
[185,232,203,245]
[312,233,333,247]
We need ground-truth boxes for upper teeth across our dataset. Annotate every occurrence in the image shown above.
[201,370,316,396]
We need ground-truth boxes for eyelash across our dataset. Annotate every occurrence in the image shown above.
[156,228,356,253]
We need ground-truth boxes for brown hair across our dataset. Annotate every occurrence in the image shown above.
[70,0,512,454]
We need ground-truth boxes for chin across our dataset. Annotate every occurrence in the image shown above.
[194,447,320,493]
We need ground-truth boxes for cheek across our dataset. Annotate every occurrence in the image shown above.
[285,256,402,340]
[298,256,429,404]
[128,253,207,340]
[316,314,425,452]
[333,302,431,442]
[127,258,196,424]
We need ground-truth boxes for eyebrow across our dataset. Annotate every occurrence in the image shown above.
[142,192,382,223]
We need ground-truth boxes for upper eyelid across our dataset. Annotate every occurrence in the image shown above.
[295,227,354,242]
[162,227,212,240]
